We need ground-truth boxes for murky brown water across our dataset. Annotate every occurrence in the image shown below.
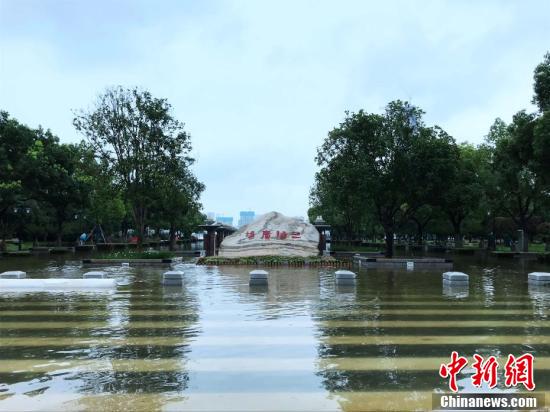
[0,254,549,411]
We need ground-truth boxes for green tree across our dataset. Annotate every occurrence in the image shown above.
[30,131,91,245]
[309,163,369,242]
[534,111,550,183]
[78,146,127,239]
[533,52,550,112]
[487,112,548,251]
[153,162,205,251]
[0,112,37,248]
[438,144,485,248]
[314,101,457,257]
[73,86,197,247]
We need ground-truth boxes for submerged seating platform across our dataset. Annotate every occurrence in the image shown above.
[354,256,453,270]
[0,271,26,279]
[0,278,117,290]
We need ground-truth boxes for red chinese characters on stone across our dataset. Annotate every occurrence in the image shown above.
[244,230,299,240]
[439,351,468,392]
[276,231,288,240]
[471,354,499,389]
[505,354,535,391]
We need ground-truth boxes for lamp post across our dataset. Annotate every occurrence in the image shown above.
[198,219,221,257]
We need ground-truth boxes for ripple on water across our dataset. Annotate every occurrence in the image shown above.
[0,256,549,411]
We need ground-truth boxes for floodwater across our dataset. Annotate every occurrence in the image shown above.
[0,254,549,411]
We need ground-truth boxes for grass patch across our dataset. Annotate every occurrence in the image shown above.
[4,241,33,252]
[529,243,547,253]
[97,250,174,260]
[495,243,547,253]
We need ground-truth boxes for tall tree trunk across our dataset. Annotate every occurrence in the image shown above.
[133,205,146,251]
[0,226,6,252]
[450,216,463,249]
[454,231,463,248]
[137,220,145,250]
[384,229,394,258]
[169,222,177,251]
[416,223,423,245]
[520,224,529,252]
[56,220,63,246]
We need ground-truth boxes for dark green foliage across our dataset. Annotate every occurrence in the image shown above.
[487,111,548,251]
[313,101,458,257]
[73,86,203,247]
[311,51,550,254]
[1,87,205,248]
[533,52,550,112]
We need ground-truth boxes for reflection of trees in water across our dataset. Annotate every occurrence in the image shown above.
[317,368,438,392]
[75,268,200,396]
[0,292,120,389]
[74,370,190,393]
[314,287,426,408]
[215,267,322,320]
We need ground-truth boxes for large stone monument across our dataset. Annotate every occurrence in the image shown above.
[218,211,320,257]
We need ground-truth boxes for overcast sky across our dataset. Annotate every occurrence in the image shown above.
[1,1,549,222]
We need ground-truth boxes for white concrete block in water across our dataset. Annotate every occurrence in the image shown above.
[335,270,357,285]
[0,278,116,290]
[528,272,550,284]
[249,270,268,286]
[0,271,26,279]
[83,271,106,279]
[406,261,414,271]
[162,271,184,286]
[442,272,469,283]
[122,262,130,267]
[528,282,550,300]
[335,270,356,280]
[443,283,469,299]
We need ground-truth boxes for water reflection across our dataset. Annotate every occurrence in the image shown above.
[0,255,549,411]
[0,262,200,410]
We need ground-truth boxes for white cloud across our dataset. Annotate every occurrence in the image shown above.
[1,0,549,220]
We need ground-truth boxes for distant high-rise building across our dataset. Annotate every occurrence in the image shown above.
[216,216,234,226]
[238,211,255,227]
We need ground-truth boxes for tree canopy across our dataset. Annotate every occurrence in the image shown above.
[73,86,203,247]
[311,51,550,255]
[0,87,205,249]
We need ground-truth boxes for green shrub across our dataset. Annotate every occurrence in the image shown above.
[98,250,174,259]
